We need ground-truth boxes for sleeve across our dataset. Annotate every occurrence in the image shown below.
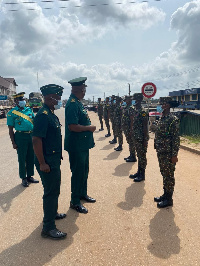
[32,113,48,138]
[171,117,180,157]
[65,103,79,125]
[7,110,15,126]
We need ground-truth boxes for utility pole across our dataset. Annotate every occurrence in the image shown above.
[128,83,131,95]
[104,92,105,100]
[37,72,40,91]
[93,96,94,105]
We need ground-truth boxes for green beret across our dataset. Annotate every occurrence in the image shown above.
[40,84,64,96]
[159,97,173,104]
[68,77,87,86]
[116,96,122,101]
[106,97,109,100]
[98,98,101,100]
[133,93,143,101]
[124,95,132,100]
[13,92,25,99]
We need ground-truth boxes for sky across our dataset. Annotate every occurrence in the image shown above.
[0,0,200,101]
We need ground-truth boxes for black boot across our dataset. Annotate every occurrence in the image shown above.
[109,138,117,144]
[105,132,111,137]
[114,145,123,151]
[129,166,141,179]
[126,153,137,162]
[157,192,173,208]
[154,189,166,202]
[99,128,104,131]
[124,154,131,160]
[134,168,145,182]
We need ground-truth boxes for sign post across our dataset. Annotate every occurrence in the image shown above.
[141,82,157,113]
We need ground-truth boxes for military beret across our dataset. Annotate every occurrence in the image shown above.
[116,96,122,101]
[106,97,109,100]
[133,93,143,101]
[159,97,173,104]
[13,92,25,99]
[124,95,132,100]
[98,98,101,100]
[68,77,87,86]
[40,84,64,96]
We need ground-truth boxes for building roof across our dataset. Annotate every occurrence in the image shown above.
[0,76,18,88]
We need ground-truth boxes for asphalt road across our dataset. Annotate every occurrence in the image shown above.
[0,108,200,266]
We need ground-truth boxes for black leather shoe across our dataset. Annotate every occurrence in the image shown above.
[70,203,88,214]
[99,128,104,131]
[109,139,117,144]
[22,178,29,187]
[27,176,39,183]
[157,198,173,208]
[41,228,67,240]
[114,145,122,151]
[154,194,166,203]
[55,213,67,220]
[126,156,137,162]
[124,155,130,160]
[81,195,96,203]
[105,133,111,137]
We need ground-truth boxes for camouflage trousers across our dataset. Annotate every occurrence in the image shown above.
[104,118,110,132]
[113,124,123,145]
[135,140,147,169]
[157,152,176,193]
[110,118,116,138]
[124,130,136,155]
[98,115,103,129]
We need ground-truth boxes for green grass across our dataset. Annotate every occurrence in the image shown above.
[181,135,200,144]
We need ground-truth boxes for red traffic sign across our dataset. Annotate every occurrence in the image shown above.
[141,82,157,98]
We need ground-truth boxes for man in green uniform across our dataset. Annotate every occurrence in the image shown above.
[32,84,67,240]
[97,97,104,131]
[7,92,38,187]
[103,97,111,137]
[113,96,123,151]
[129,93,149,182]
[64,77,96,214]
[109,95,117,144]
[154,97,180,208]
[122,95,137,162]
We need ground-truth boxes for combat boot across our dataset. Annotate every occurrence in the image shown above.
[105,132,111,137]
[134,168,145,182]
[129,166,141,179]
[109,138,117,144]
[157,192,173,208]
[114,145,123,151]
[126,153,137,162]
[154,189,167,202]
[124,154,131,160]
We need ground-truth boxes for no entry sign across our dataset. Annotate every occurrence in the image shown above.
[141,82,157,98]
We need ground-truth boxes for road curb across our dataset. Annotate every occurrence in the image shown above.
[180,145,200,155]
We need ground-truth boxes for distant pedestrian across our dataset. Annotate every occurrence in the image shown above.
[7,92,38,187]
[64,77,96,214]
[32,84,67,240]
[154,97,180,208]
[129,93,149,182]
[97,98,104,131]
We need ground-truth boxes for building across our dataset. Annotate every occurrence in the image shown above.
[0,76,17,97]
[169,88,200,109]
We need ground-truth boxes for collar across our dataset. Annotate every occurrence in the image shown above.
[70,93,80,102]
[43,103,54,114]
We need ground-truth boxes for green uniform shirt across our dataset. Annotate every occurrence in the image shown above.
[7,106,34,131]
[103,103,110,120]
[97,103,104,116]
[32,104,62,156]
[133,107,149,141]
[64,94,95,152]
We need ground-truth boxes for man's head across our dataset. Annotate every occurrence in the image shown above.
[40,84,64,110]
[115,96,122,104]
[68,77,87,100]
[159,96,172,111]
[133,93,143,107]
[98,98,101,103]
[13,92,26,108]
[124,95,132,105]
[105,97,109,103]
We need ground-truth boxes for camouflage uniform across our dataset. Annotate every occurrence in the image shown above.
[121,98,136,160]
[103,97,111,136]
[97,98,104,130]
[109,96,117,143]
[154,97,180,207]
[113,97,123,150]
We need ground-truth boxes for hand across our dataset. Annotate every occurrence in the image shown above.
[12,143,18,149]
[40,163,50,173]
[171,156,178,164]
[90,125,96,132]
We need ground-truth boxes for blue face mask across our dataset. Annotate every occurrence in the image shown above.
[157,105,163,113]
[122,102,127,106]
[132,100,136,105]
[113,100,116,104]
[109,97,111,101]
[18,100,26,108]
[54,100,62,110]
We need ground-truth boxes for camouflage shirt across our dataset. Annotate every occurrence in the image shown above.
[155,113,180,156]
[109,102,115,121]
[132,107,149,141]
[122,105,132,131]
[113,104,122,125]
[97,103,104,116]
[103,103,110,120]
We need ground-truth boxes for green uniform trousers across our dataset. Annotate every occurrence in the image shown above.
[98,115,104,129]
[14,132,34,179]
[68,150,89,205]
[124,130,136,155]
[135,140,147,169]
[35,154,61,231]
[104,118,110,132]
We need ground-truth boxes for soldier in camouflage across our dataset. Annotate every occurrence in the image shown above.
[97,98,104,131]
[103,97,111,137]
[154,97,180,208]
[113,96,123,151]
[122,95,137,162]
[109,95,117,144]
[129,93,149,182]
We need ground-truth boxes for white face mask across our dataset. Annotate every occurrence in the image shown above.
[18,100,26,108]
[54,100,62,110]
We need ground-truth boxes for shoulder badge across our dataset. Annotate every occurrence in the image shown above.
[142,113,146,117]
[43,110,48,115]
[71,98,76,102]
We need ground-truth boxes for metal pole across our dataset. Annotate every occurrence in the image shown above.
[37,72,40,91]
[128,83,131,95]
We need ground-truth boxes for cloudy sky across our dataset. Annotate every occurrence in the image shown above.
[0,0,200,100]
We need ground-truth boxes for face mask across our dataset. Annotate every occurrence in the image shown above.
[122,102,127,106]
[109,97,111,101]
[113,100,116,104]
[132,100,136,105]
[157,105,163,113]
[18,100,26,108]
[54,100,62,110]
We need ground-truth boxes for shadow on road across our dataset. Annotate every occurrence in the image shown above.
[103,150,122,160]
[0,184,25,212]
[0,209,79,266]
[101,144,113,150]
[117,182,145,210]
[113,162,135,177]
[97,137,106,141]
[148,209,180,259]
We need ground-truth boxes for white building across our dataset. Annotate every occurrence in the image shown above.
[0,76,18,96]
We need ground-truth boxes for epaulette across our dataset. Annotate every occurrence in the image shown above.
[71,98,76,103]
[43,110,48,115]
